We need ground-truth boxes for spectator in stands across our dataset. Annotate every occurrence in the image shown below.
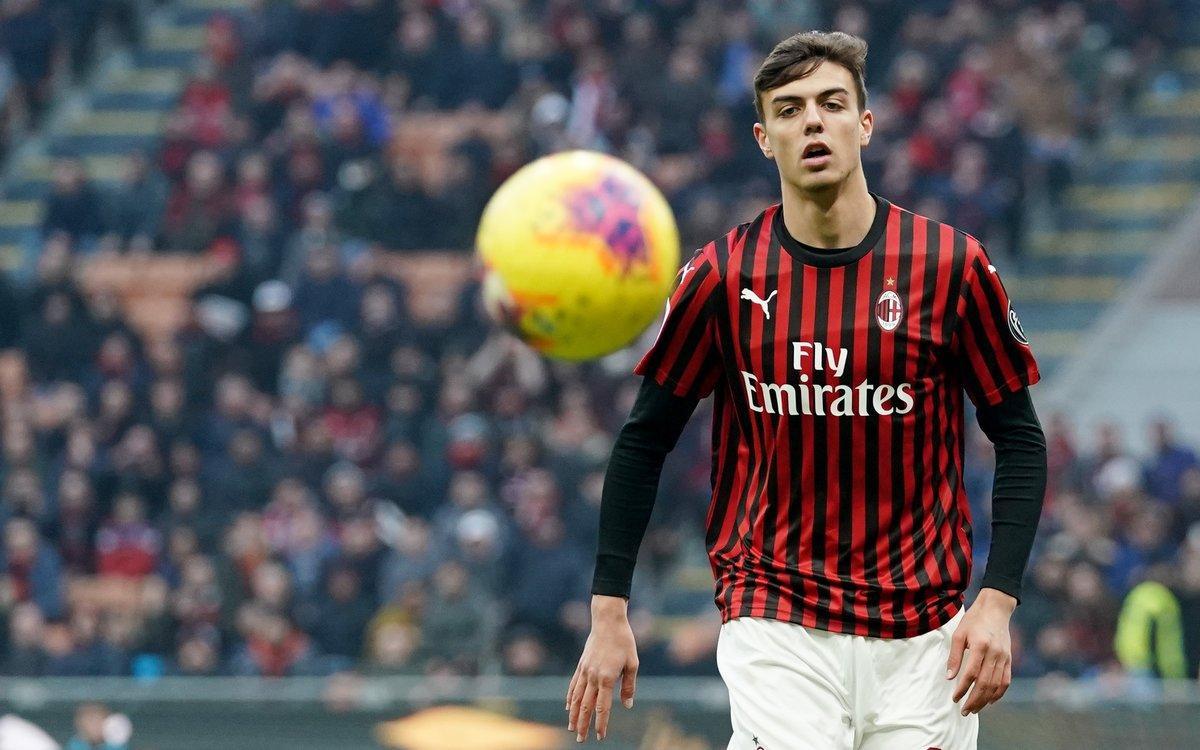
[364,617,421,675]
[3,602,46,676]
[41,158,105,243]
[231,605,314,677]
[0,0,57,123]
[162,151,236,253]
[2,518,63,619]
[302,563,373,660]
[506,516,587,663]
[107,152,169,252]
[1110,502,1177,593]
[95,493,161,580]
[418,559,491,674]
[65,702,131,750]
[53,470,99,574]
[1115,575,1190,679]
[174,626,222,676]
[1145,419,1200,507]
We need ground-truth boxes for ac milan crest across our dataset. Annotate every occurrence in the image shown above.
[875,290,903,332]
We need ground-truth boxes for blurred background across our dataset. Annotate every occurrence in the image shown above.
[1,0,1199,748]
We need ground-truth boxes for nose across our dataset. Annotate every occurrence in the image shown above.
[803,103,824,134]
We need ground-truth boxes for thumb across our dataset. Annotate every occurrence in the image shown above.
[946,631,966,680]
[620,663,638,708]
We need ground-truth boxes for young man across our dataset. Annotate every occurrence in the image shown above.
[566,30,1047,750]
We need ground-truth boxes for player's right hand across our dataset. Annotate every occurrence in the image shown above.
[566,595,639,743]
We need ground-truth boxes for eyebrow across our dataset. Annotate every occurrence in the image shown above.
[771,88,850,105]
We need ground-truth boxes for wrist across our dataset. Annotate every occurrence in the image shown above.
[977,587,1018,614]
[591,594,629,623]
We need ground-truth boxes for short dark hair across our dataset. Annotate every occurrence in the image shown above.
[754,31,868,122]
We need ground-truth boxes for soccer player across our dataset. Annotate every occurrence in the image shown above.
[565,30,1047,749]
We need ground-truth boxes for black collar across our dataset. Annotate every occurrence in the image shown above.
[772,192,890,268]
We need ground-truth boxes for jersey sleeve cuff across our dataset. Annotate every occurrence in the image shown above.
[979,574,1023,604]
[591,576,632,599]
[977,367,1041,407]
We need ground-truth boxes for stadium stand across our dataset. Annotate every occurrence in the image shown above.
[0,0,1198,687]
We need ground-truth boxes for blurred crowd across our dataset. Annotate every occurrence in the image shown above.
[0,0,144,157]
[0,0,1198,688]
[7,0,1188,264]
[966,417,1200,683]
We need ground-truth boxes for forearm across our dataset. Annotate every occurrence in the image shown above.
[591,378,699,599]
[591,441,666,598]
[975,388,1048,604]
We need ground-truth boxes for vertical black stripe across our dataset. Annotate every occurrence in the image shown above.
[659,262,716,387]
[862,239,887,636]
[810,266,832,631]
[962,258,1010,399]
[940,232,970,345]
[974,257,1026,377]
[706,389,737,552]
[757,234,784,617]
[835,262,858,626]
[704,231,738,617]
[710,229,753,619]
[943,231,973,603]
[898,208,935,634]
[711,231,749,565]
[783,255,805,566]
[920,220,949,591]
[908,213,941,634]
[912,219,940,592]
[735,216,770,619]
[946,386,970,586]
[886,210,911,636]
[739,218,776,619]
[929,226,970,594]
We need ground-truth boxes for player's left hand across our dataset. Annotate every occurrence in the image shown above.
[946,588,1017,716]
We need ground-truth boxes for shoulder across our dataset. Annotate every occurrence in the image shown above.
[885,196,990,282]
[888,197,986,256]
[689,203,780,278]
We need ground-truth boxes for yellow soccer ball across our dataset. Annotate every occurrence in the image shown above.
[475,150,680,361]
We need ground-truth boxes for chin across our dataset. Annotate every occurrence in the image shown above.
[794,171,845,192]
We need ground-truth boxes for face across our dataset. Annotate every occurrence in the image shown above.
[754,61,872,194]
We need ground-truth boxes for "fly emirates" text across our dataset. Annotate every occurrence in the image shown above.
[739,342,914,417]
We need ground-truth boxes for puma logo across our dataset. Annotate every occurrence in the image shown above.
[679,262,696,287]
[740,288,778,319]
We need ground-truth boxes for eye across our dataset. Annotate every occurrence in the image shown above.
[824,101,843,111]
[779,106,796,117]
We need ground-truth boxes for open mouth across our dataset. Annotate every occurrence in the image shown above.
[802,143,831,160]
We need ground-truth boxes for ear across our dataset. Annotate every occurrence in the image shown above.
[860,109,873,147]
[752,122,774,159]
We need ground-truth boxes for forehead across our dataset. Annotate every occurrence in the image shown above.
[763,59,856,101]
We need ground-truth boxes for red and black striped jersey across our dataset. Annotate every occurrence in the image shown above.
[634,193,1040,638]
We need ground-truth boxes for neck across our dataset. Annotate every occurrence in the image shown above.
[780,170,875,249]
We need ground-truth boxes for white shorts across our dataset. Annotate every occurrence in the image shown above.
[717,607,978,750]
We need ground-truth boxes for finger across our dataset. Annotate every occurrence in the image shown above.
[946,629,967,679]
[963,657,1002,715]
[576,679,599,743]
[567,666,580,713]
[620,661,638,709]
[952,643,987,703]
[988,657,1011,705]
[969,662,998,715]
[595,677,615,740]
[567,665,583,727]
[996,659,1012,701]
[568,670,588,733]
